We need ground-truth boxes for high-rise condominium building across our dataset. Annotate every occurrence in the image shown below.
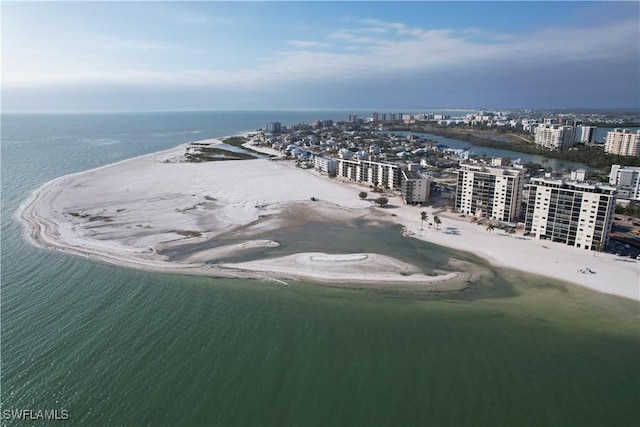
[534,124,576,150]
[266,122,281,133]
[401,170,430,205]
[575,125,596,143]
[609,165,640,200]
[604,129,640,157]
[524,178,617,250]
[455,164,525,222]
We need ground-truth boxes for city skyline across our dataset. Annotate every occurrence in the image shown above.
[3,1,639,112]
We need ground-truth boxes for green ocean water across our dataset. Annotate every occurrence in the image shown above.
[2,112,639,426]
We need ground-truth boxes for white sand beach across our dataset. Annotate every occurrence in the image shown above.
[18,137,640,300]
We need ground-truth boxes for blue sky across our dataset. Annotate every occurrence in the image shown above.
[2,1,639,112]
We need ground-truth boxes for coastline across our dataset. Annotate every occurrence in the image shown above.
[17,135,640,300]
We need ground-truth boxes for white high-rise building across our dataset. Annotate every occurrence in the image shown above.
[455,164,525,222]
[604,129,640,157]
[609,165,640,200]
[524,178,616,250]
[575,125,596,143]
[266,122,281,133]
[534,124,576,150]
[401,170,430,205]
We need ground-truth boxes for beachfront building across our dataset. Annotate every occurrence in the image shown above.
[534,124,576,150]
[524,178,617,250]
[575,125,596,144]
[266,122,282,133]
[335,158,401,189]
[604,129,640,157]
[455,163,525,222]
[401,170,431,205]
[609,165,640,200]
[313,156,337,174]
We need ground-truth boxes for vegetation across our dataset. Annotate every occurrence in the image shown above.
[170,229,202,238]
[486,223,495,233]
[615,201,640,218]
[433,215,441,230]
[374,197,389,208]
[68,212,113,222]
[221,136,265,157]
[359,191,368,200]
[185,145,256,162]
[420,211,428,230]
[592,241,602,257]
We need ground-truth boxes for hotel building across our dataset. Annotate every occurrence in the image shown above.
[455,164,525,222]
[401,170,430,205]
[609,165,640,200]
[524,178,617,250]
[604,129,640,157]
[336,158,401,189]
[534,124,576,150]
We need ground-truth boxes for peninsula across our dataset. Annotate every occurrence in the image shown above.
[18,135,639,300]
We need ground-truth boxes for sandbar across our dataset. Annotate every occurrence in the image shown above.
[17,136,640,300]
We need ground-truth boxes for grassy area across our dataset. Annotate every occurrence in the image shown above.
[185,145,256,162]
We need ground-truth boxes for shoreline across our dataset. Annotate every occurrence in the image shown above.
[17,134,640,300]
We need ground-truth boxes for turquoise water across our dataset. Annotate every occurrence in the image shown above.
[2,112,638,426]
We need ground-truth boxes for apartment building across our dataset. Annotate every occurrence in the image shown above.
[266,122,281,133]
[401,170,430,205]
[455,164,525,222]
[604,129,640,157]
[336,158,401,189]
[575,125,596,143]
[534,124,576,150]
[609,165,640,200]
[313,156,337,174]
[524,178,617,250]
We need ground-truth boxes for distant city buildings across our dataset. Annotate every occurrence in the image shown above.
[534,124,576,150]
[524,178,617,250]
[455,163,525,223]
[609,165,640,200]
[604,129,640,156]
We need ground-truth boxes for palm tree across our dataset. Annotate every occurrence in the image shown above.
[433,215,441,230]
[486,223,495,233]
[592,241,602,257]
[505,226,516,237]
[420,211,428,230]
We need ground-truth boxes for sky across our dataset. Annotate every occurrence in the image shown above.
[2,1,639,112]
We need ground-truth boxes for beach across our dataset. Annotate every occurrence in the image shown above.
[18,136,640,300]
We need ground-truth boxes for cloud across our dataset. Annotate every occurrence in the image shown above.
[287,40,330,49]
[3,11,638,110]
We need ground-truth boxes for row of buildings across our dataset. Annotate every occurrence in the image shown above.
[454,163,617,251]
[263,118,637,252]
[533,125,640,156]
[314,153,619,251]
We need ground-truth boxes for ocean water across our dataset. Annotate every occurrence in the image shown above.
[1,112,639,426]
